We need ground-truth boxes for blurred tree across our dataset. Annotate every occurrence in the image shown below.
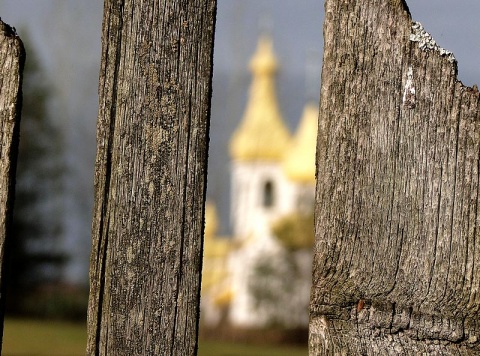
[272,211,314,251]
[6,33,66,316]
[248,212,314,328]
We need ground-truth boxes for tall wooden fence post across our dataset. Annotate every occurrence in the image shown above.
[86,1,216,354]
[310,0,480,354]
[0,20,24,351]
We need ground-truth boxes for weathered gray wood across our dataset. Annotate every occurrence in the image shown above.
[86,1,216,355]
[0,20,24,349]
[310,0,480,354]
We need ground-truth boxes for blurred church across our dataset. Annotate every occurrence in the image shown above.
[201,34,317,329]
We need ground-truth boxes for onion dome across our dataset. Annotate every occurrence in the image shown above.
[282,102,318,184]
[229,35,291,161]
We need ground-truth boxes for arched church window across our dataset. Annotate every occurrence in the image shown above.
[263,180,274,208]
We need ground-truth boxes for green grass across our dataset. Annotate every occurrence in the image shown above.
[1,318,308,355]
[2,318,87,355]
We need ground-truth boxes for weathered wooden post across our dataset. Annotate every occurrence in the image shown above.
[87,1,216,354]
[310,0,480,354]
[0,20,24,350]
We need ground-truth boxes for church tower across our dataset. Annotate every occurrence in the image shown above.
[223,34,318,328]
[229,34,292,242]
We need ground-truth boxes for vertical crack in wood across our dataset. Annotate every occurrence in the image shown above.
[311,0,480,353]
[87,1,216,354]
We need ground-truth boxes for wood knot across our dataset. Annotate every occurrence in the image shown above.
[357,299,365,312]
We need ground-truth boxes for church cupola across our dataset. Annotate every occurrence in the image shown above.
[229,35,292,241]
[282,102,318,185]
[229,35,291,162]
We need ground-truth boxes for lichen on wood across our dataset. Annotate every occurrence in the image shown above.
[410,21,456,63]
[311,0,480,354]
[87,1,216,355]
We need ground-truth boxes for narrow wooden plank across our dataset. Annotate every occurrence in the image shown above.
[86,1,216,355]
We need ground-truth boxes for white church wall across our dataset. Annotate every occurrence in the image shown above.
[230,161,297,240]
[228,159,314,328]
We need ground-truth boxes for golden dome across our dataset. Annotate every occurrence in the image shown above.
[249,35,277,75]
[283,102,318,184]
[229,35,291,161]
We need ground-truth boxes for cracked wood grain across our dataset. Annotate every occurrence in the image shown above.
[86,1,216,355]
[310,0,480,354]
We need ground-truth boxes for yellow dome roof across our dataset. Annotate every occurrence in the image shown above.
[229,35,291,161]
[283,102,318,184]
